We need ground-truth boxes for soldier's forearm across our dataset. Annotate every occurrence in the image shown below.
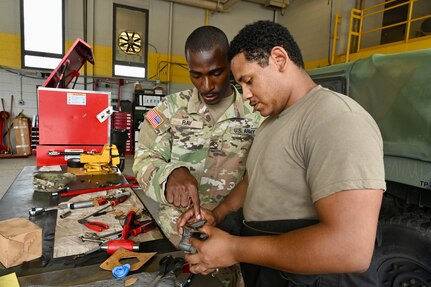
[213,174,248,225]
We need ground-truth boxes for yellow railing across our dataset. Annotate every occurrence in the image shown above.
[344,0,431,62]
[330,13,342,65]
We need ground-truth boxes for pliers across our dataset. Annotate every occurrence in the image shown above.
[78,218,109,232]
[77,193,129,232]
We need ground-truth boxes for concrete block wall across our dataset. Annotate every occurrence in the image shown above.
[0,69,42,121]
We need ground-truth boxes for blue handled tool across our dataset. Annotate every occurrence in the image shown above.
[148,255,185,287]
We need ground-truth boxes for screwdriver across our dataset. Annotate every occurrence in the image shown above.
[131,220,157,236]
[111,194,129,206]
[121,210,136,240]
[78,194,130,224]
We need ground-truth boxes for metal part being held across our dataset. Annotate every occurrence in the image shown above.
[178,219,208,253]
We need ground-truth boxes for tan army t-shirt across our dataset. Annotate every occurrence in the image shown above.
[243,85,386,221]
[206,92,235,123]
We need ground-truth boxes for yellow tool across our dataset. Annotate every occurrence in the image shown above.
[81,144,120,174]
[67,144,120,175]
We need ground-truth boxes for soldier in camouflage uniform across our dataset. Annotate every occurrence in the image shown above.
[133,26,262,247]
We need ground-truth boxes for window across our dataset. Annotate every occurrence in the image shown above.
[311,72,347,95]
[20,0,65,69]
[113,4,149,78]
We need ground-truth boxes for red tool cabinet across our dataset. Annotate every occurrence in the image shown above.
[111,112,133,155]
[36,38,111,166]
[36,88,110,166]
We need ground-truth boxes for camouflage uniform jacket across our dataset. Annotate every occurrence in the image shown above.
[133,85,261,207]
[133,86,262,245]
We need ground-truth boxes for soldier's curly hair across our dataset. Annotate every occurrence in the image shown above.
[185,25,229,56]
[228,20,304,69]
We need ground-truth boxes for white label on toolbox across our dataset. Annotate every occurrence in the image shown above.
[97,106,114,123]
[67,93,86,105]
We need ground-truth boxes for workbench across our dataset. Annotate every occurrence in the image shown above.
[0,166,223,287]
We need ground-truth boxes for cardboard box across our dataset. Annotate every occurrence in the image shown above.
[0,217,42,268]
[13,116,31,156]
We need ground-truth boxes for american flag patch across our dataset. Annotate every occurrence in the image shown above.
[145,109,164,129]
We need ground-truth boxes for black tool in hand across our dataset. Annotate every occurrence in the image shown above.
[175,273,194,287]
[178,219,208,253]
[148,255,186,287]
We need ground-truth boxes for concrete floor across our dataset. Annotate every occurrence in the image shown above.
[0,154,135,200]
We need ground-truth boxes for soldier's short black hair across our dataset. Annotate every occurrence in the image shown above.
[228,20,304,69]
[185,25,229,56]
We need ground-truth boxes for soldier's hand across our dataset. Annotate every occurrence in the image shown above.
[177,207,215,235]
[186,225,238,274]
[166,167,201,217]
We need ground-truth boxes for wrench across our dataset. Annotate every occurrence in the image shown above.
[79,235,105,244]
[83,230,122,241]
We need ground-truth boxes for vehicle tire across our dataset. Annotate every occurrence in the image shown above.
[375,213,431,286]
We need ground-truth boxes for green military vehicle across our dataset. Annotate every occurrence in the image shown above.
[308,49,431,285]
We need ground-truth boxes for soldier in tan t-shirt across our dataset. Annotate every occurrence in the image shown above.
[244,85,384,222]
[178,21,386,287]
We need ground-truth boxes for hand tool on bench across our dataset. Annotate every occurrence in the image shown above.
[92,210,137,249]
[148,255,186,287]
[80,230,122,243]
[29,196,109,216]
[120,210,136,239]
[131,220,157,236]
[76,225,160,257]
[60,183,136,197]
[77,193,129,231]
[79,192,130,218]
[79,219,109,232]
[29,205,66,216]
[77,210,154,257]
[75,239,150,258]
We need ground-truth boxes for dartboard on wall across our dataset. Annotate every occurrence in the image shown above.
[118,31,142,55]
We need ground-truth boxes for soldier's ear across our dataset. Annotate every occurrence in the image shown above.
[270,47,287,71]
